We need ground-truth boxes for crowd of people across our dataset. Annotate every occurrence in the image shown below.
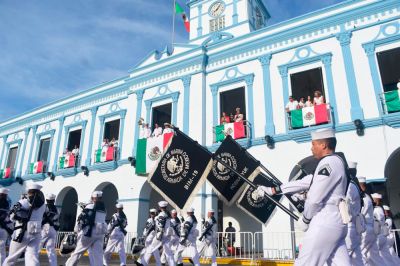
[139,122,174,139]
[285,90,325,113]
[62,145,80,157]
[101,138,119,148]
[220,107,244,125]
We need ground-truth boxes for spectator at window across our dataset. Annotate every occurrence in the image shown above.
[220,112,230,124]
[63,148,71,156]
[110,138,118,147]
[225,222,236,247]
[285,96,299,113]
[305,96,313,107]
[102,138,109,148]
[72,145,79,157]
[313,90,325,105]
[234,108,244,122]
[298,97,305,108]
[163,123,174,134]
[143,123,151,138]
[152,123,163,137]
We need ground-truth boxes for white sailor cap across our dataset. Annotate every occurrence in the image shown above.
[348,161,357,169]
[371,193,382,199]
[357,176,366,183]
[208,209,215,213]
[149,208,157,213]
[171,209,177,214]
[311,128,335,140]
[187,207,195,213]
[116,203,123,209]
[91,191,103,198]
[158,201,168,208]
[0,188,9,194]
[383,205,390,211]
[26,183,42,191]
[46,193,56,200]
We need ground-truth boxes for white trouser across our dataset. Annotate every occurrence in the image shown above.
[361,225,386,266]
[295,209,350,266]
[3,232,41,266]
[345,224,363,266]
[65,232,104,266]
[138,248,161,266]
[199,239,217,266]
[40,225,57,266]
[377,234,392,266]
[176,242,200,266]
[161,237,182,264]
[103,234,126,266]
[0,228,8,265]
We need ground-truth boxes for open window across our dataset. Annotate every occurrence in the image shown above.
[67,129,82,151]
[103,119,120,142]
[151,103,172,130]
[377,47,400,92]
[219,87,246,123]
[6,147,18,169]
[290,67,325,103]
[37,138,51,163]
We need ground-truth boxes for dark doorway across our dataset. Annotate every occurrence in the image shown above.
[152,103,172,130]
[377,47,400,92]
[96,182,119,222]
[6,147,18,169]
[220,87,246,122]
[104,120,120,141]
[67,129,82,151]
[58,187,78,231]
[290,67,325,102]
[37,138,51,163]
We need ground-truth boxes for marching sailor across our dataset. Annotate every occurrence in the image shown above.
[371,193,389,265]
[153,201,174,266]
[161,209,182,266]
[3,183,45,266]
[175,207,200,266]
[136,208,161,266]
[358,178,386,265]
[40,193,60,266]
[199,209,218,266]
[254,128,351,265]
[345,162,364,266]
[66,191,107,266]
[383,205,400,264]
[103,203,128,266]
[0,188,12,264]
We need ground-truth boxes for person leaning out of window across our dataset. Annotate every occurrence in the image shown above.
[313,90,325,105]
[220,112,230,125]
[234,107,244,122]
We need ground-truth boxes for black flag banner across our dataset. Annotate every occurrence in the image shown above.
[207,135,260,205]
[147,129,213,211]
[237,172,282,224]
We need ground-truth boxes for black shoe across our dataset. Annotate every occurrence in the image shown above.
[135,262,143,266]
[189,258,194,265]
[177,264,184,266]
[162,264,166,266]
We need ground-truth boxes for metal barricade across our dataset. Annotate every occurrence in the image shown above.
[391,229,400,255]
[254,231,303,260]
[215,231,253,259]
[55,231,75,249]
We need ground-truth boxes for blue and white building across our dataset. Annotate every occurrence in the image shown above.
[0,0,400,244]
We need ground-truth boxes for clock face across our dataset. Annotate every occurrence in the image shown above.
[209,1,225,17]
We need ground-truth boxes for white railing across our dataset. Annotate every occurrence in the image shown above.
[215,231,253,259]
[254,231,303,260]
[391,229,400,256]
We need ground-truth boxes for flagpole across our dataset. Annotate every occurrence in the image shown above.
[172,0,176,48]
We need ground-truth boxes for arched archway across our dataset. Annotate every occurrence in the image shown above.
[136,181,164,232]
[385,147,400,229]
[56,187,78,231]
[95,182,119,222]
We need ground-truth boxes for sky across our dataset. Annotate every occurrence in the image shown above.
[0,0,345,122]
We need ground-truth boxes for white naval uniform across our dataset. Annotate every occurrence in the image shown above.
[199,217,218,266]
[40,204,59,266]
[65,202,107,266]
[345,182,364,266]
[0,199,11,265]
[384,217,400,265]
[138,217,161,266]
[161,217,181,265]
[374,206,392,266]
[281,154,350,266]
[103,212,127,266]
[175,215,200,266]
[3,198,45,266]
[360,194,386,266]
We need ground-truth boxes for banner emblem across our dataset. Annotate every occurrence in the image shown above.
[212,152,237,181]
[161,149,190,184]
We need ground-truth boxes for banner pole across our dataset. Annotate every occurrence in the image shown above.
[212,155,299,221]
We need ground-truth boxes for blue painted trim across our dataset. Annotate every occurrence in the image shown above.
[0,136,7,169]
[232,0,238,24]
[258,54,275,135]
[3,138,23,175]
[26,126,37,172]
[133,90,144,155]
[89,160,118,172]
[336,30,363,120]
[16,128,30,177]
[144,91,180,126]
[32,129,56,175]
[278,66,290,132]
[85,107,98,166]
[59,119,87,170]
[197,4,203,37]
[321,55,339,125]
[52,117,65,172]
[118,198,150,203]
[182,76,192,134]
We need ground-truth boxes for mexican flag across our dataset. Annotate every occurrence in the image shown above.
[29,161,43,174]
[175,2,190,32]
[0,168,11,179]
[95,146,115,163]
[59,154,75,169]
[215,122,245,142]
[136,132,174,174]
[384,90,400,113]
[291,104,329,128]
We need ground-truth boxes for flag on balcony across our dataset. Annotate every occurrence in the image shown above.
[95,146,115,163]
[3,168,11,179]
[136,133,174,175]
[207,135,260,205]
[29,162,43,174]
[148,129,212,210]
[384,90,400,112]
[215,122,245,142]
[291,104,329,128]
[59,154,75,169]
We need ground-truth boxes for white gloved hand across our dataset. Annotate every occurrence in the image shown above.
[297,216,310,232]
